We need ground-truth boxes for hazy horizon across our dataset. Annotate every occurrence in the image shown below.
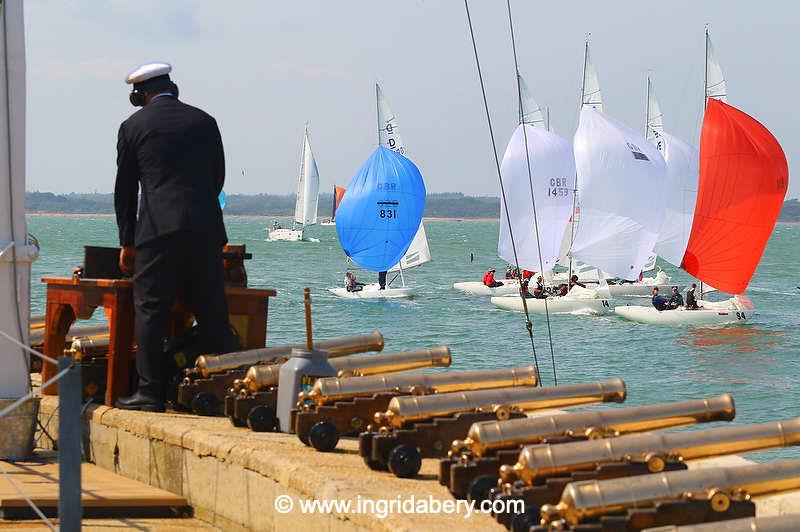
[25,1,797,199]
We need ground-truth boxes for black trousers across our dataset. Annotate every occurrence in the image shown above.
[133,230,232,399]
[378,271,387,289]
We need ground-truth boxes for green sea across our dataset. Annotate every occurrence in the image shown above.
[27,215,800,461]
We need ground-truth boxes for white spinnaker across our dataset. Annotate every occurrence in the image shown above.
[0,0,34,398]
[646,78,665,153]
[653,132,699,266]
[571,107,667,280]
[390,223,431,272]
[498,124,576,273]
[582,45,603,111]
[376,82,406,155]
[517,72,546,128]
[705,33,727,102]
[294,129,320,226]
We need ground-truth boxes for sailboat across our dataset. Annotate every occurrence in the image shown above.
[329,84,429,300]
[266,126,320,242]
[320,185,345,226]
[616,30,787,325]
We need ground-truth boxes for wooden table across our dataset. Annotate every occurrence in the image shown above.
[40,277,276,405]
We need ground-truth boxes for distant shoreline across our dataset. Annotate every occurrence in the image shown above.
[25,212,500,222]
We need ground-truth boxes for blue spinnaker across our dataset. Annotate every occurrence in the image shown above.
[335,147,426,272]
[218,190,227,210]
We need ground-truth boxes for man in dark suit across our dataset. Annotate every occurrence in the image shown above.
[114,62,235,411]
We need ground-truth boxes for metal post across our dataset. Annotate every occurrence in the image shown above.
[58,356,81,531]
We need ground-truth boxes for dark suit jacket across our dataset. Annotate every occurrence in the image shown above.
[114,96,227,247]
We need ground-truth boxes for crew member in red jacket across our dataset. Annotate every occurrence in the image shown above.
[483,267,504,288]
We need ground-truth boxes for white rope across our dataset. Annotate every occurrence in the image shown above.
[0,328,60,365]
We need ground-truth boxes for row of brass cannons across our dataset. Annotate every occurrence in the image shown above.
[293,369,800,531]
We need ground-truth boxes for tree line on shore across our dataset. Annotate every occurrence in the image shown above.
[24,192,800,222]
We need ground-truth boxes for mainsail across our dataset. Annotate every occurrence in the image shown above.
[390,222,431,272]
[681,99,787,294]
[705,31,727,103]
[517,72,546,128]
[653,132,699,266]
[498,124,575,272]
[581,43,603,111]
[335,147,426,272]
[294,128,320,226]
[570,107,667,280]
[645,77,665,153]
[376,82,406,155]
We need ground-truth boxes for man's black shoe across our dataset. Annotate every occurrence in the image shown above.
[115,392,165,412]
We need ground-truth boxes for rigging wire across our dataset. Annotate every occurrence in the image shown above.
[462,0,541,385]
[505,0,558,385]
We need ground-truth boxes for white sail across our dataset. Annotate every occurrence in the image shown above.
[499,124,576,272]
[645,77,665,153]
[652,132,699,266]
[517,72,546,128]
[0,0,35,397]
[582,44,603,111]
[376,82,406,155]
[705,32,727,103]
[390,223,431,272]
[570,107,667,280]
[294,128,319,226]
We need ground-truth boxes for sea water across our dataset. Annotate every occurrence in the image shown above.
[27,216,800,461]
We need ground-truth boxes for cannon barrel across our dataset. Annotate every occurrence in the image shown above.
[29,324,108,347]
[375,379,626,429]
[196,332,384,377]
[502,417,800,485]
[66,335,111,360]
[542,459,800,526]
[454,394,735,457]
[240,346,452,393]
[301,365,539,405]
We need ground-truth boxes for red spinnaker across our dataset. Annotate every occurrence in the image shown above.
[332,185,346,219]
[681,99,788,294]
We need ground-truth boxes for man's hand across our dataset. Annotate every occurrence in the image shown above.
[119,245,135,275]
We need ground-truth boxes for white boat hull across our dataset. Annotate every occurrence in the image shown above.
[266,228,319,242]
[490,295,612,315]
[614,298,754,326]
[453,280,520,296]
[329,284,415,300]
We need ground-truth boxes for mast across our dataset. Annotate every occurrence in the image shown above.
[644,76,651,137]
[568,37,590,283]
[375,82,381,145]
[546,106,551,132]
[704,25,709,109]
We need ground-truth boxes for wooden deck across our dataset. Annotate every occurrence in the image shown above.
[0,456,189,519]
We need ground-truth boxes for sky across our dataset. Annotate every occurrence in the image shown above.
[24,0,797,199]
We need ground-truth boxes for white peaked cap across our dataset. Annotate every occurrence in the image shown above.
[125,62,172,85]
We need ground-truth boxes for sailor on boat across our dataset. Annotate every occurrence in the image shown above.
[533,276,547,299]
[114,62,236,412]
[651,287,669,311]
[686,283,699,310]
[483,267,504,288]
[667,286,684,309]
[344,272,364,292]
[568,275,586,292]
[505,265,514,279]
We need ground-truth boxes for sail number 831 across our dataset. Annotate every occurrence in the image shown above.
[380,209,398,219]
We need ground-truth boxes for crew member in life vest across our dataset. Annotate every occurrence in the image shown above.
[483,267,504,288]
[114,62,236,411]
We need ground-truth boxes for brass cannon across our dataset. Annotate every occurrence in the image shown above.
[294,365,539,451]
[537,460,800,531]
[494,417,800,530]
[440,394,735,501]
[359,379,626,479]
[225,346,454,431]
[642,515,800,532]
[175,332,384,415]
